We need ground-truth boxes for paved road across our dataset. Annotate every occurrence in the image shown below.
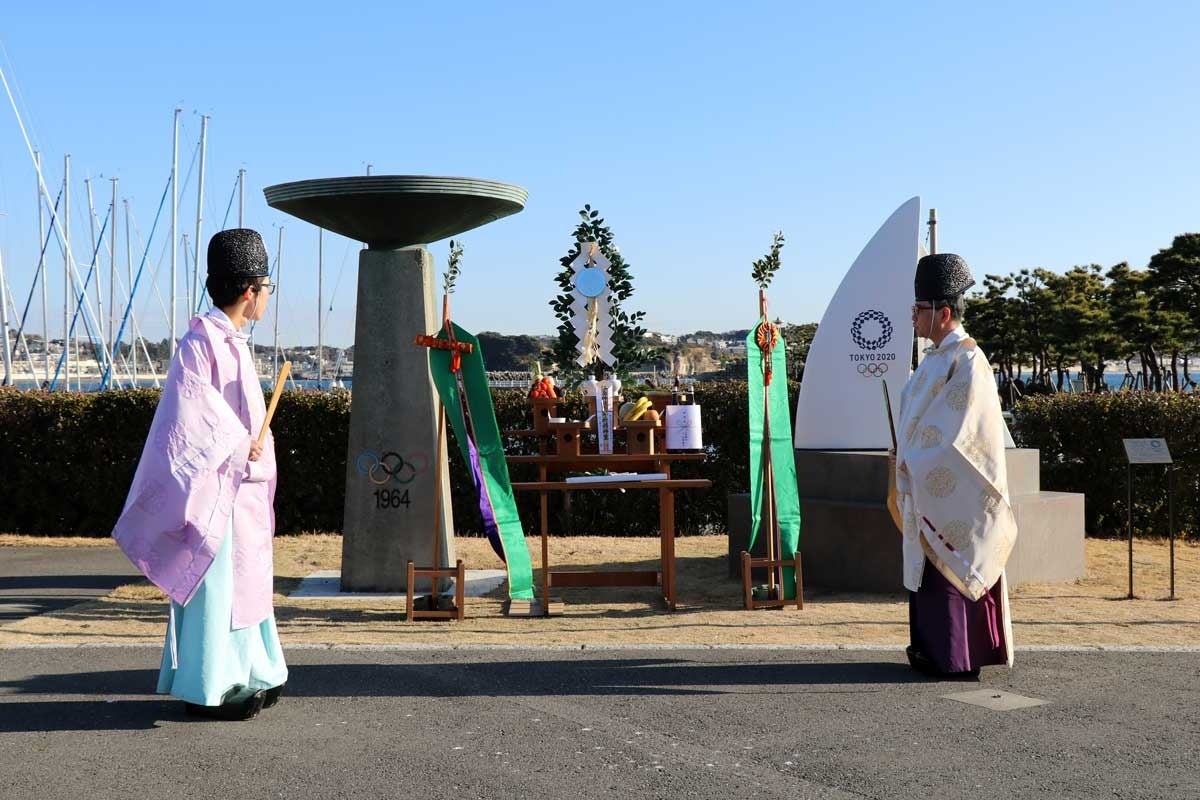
[0,646,1195,799]
[0,547,140,621]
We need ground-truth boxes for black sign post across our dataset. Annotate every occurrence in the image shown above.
[1122,438,1176,600]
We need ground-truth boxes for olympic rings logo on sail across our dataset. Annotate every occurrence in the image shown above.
[356,450,430,485]
[857,362,889,378]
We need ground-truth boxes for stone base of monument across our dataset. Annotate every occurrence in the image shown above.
[727,448,1085,591]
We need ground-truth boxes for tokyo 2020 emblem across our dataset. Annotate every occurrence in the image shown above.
[850,309,893,351]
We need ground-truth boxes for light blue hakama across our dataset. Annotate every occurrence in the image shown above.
[157,520,287,706]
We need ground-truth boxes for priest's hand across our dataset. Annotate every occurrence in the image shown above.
[248,440,263,462]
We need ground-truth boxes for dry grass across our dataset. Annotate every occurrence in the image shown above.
[1,535,1196,648]
[0,535,116,547]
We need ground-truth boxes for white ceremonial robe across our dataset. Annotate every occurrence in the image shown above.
[895,325,1017,666]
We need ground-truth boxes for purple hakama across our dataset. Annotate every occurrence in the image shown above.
[909,559,1008,674]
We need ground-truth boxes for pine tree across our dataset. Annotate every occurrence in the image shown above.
[548,204,662,383]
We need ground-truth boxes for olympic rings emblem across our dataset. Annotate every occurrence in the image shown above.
[857,362,889,378]
[850,309,893,351]
[356,450,430,485]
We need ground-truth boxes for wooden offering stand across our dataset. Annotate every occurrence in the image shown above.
[503,392,710,615]
[740,551,803,611]
[739,452,803,611]
[530,396,560,434]
[547,420,586,456]
[406,559,466,621]
[621,419,661,455]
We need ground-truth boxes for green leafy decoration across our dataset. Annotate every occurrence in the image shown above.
[751,231,786,290]
[548,204,665,383]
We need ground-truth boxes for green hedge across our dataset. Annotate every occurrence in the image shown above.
[0,382,794,538]
[1012,392,1200,537]
[0,387,352,537]
[8,385,1195,540]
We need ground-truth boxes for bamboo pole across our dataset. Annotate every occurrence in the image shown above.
[258,360,291,444]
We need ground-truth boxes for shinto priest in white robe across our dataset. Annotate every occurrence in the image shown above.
[895,325,1017,666]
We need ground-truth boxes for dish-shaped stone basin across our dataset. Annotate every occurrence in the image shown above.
[263,175,527,249]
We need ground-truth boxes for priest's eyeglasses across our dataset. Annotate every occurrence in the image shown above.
[255,281,276,296]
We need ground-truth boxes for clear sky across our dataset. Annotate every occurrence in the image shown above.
[0,1,1197,348]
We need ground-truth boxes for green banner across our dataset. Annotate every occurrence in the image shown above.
[429,323,534,600]
[746,323,802,598]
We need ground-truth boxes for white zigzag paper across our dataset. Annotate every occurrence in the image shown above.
[569,242,614,367]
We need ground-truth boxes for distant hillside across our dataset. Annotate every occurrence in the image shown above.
[475,331,549,372]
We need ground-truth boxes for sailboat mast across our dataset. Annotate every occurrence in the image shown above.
[181,234,190,319]
[170,107,180,357]
[0,226,12,386]
[193,115,207,315]
[274,226,282,381]
[124,198,135,384]
[109,178,117,356]
[85,178,103,386]
[237,168,245,227]
[927,208,938,255]
[63,155,71,389]
[317,227,323,389]
[36,151,48,384]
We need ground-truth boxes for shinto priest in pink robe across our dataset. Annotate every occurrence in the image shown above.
[113,228,285,710]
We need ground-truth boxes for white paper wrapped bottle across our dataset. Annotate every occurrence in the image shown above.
[664,404,703,450]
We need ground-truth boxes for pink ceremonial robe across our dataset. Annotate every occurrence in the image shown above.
[113,309,277,629]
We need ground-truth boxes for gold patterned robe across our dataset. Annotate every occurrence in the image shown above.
[895,326,1017,663]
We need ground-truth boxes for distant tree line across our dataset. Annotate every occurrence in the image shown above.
[967,234,1200,393]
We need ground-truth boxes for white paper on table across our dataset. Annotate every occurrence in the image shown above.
[664,405,703,450]
[564,473,668,484]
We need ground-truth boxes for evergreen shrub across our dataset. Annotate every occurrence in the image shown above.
[0,382,797,538]
[1013,392,1200,537]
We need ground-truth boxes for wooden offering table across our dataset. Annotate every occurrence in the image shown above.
[507,452,710,613]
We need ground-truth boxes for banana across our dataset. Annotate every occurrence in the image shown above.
[622,396,653,422]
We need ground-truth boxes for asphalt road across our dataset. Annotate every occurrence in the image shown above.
[0,646,1196,800]
[0,546,140,622]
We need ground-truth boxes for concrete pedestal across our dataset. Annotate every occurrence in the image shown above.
[340,247,454,591]
[728,449,1085,591]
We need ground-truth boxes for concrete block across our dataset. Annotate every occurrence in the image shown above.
[1005,448,1041,497]
[728,447,1085,593]
[1006,491,1086,585]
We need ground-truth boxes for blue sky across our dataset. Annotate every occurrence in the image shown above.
[1,1,1197,347]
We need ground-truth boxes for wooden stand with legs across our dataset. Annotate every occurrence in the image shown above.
[741,551,802,610]
[406,559,466,621]
[405,350,469,621]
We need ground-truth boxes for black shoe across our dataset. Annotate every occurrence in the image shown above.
[262,683,285,709]
[906,646,981,680]
[906,645,941,677]
[184,689,266,721]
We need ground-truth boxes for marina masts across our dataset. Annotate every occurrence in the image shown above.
[193,115,208,316]
[36,151,48,383]
[125,198,135,383]
[109,177,117,353]
[0,226,12,386]
[63,155,70,388]
[317,227,323,388]
[274,226,283,381]
[170,107,180,357]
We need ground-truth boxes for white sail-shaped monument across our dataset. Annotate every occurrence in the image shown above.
[794,197,921,450]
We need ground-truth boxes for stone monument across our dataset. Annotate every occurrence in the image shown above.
[728,198,1086,591]
[264,176,527,591]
